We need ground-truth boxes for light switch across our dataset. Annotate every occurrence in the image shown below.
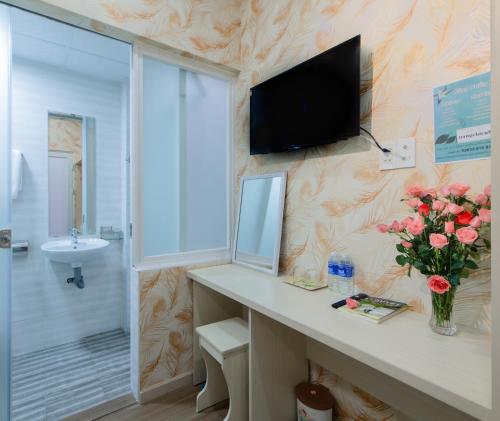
[379,137,416,170]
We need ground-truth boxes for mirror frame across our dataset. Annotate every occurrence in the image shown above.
[232,171,287,276]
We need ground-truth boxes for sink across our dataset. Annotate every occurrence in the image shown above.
[41,238,109,268]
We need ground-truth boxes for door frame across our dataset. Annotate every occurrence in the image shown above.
[48,150,74,236]
[0,4,11,421]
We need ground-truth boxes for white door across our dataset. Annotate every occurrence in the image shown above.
[48,151,73,237]
[0,4,11,421]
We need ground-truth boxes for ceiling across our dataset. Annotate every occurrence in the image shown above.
[10,8,130,83]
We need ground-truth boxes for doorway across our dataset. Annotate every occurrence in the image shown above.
[0,5,133,420]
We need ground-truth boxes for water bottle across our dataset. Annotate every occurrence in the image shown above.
[328,252,355,295]
[327,252,341,291]
[337,254,355,296]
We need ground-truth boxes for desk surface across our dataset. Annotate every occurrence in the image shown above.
[188,264,492,419]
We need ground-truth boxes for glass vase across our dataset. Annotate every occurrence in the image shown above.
[429,287,457,336]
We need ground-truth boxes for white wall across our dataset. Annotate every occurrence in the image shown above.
[11,58,127,356]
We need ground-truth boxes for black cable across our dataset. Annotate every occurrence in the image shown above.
[360,126,391,153]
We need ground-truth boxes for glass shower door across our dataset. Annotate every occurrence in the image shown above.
[0,4,11,421]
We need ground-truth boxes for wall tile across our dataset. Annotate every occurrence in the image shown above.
[11,59,127,356]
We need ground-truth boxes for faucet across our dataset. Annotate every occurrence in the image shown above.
[69,228,78,245]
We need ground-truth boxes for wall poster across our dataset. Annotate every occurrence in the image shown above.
[433,72,491,164]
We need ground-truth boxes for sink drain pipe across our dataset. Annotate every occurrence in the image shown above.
[67,267,84,289]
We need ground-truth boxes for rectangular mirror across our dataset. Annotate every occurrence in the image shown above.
[233,172,287,275]
[48,112,96,237]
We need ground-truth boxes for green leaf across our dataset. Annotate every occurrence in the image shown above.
[396,243,405,253]
[418,244,431,254]
[451,260,464,271]
[395,255,408,266]
[464,260,479,270]
[450,273,460,286]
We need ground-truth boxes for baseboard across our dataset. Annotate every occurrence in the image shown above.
[61,393,136,421]
[139,371,193,404]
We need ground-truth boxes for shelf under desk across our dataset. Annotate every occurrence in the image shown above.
[188,264,492,421]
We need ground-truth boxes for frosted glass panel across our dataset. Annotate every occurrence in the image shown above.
[142,58,228,257]
[143,57,180,256]
[183,71,228,251]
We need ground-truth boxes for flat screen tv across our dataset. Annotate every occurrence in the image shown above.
[250,35,361,155]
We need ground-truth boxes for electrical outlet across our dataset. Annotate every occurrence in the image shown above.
[379,141,397,170]
[379,137,416,170]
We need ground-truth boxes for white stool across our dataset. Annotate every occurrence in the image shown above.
[196,317,249,421]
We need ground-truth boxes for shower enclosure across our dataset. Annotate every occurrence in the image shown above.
[0,5,133,420]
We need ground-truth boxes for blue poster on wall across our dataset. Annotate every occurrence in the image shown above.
[433,72,491,164]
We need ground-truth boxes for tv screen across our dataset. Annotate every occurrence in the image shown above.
[250,35,361,155]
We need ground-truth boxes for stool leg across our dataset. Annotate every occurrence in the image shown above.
[222,350,248,421]
[196,347,229,413]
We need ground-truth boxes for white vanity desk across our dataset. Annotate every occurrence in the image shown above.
[189,264,491,421]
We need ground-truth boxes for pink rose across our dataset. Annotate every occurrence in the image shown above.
[475,193,489,206]
[427,275,451,294]
[469,216,482,228]
[449,182,470,197]
[444,221,455,234]
[346,298,359,309]
[484,184,492,197]
[376,224,390,233]
[456,227,479,245]
[447,203,464,215]
[440,185,451,196]
[429,233,448,249]
[478,208,491,223]
[407,215,426,236]
[390,220,404,233]
[407,184,424,197]
[401,240,413,248]
[432,200,446,212]
[401,216,413,227]
[407,198,423,208]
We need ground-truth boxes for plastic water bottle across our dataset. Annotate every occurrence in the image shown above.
[337,254,355,296]
[328,252,355,295]
[327,252,341,291]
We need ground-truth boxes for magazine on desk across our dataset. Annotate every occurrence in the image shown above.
[333,294,409,323]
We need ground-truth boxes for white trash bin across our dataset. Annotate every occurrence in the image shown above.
[295,382,335,421]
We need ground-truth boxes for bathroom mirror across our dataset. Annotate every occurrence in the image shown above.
[233,172,287,276]
[48,113,96,237]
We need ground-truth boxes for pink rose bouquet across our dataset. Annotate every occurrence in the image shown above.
[377,183,491,335]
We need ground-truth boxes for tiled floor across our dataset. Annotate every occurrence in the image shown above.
[11,329,130,421]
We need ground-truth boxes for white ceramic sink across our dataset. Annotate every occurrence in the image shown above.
[41,238,109,268]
